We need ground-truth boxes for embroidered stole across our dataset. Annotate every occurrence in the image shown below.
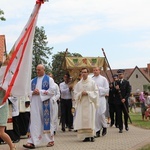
[31,75,51,133]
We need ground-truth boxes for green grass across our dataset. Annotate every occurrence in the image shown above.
[129,111,150,150]
[138,144,150,150]
[129,112,150,129]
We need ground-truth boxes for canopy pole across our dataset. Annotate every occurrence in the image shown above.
[59,48,68,71]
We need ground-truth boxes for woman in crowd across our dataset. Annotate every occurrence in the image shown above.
[0,88,16,150]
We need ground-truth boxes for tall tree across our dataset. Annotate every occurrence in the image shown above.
[51,51,82,84]
[32,26,53,78]
[0,9,6,21]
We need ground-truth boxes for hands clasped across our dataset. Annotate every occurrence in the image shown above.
[82,91,88,96]
[32,89,40,95]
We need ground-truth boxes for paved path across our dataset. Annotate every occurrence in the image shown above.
[1,123,150,150]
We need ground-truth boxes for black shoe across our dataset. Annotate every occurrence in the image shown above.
[13,139,20,143]
[83,137,90,142]
[95,130,100,138]
[90,137,95,142]
[119,130,123,133]
[102,128,107,136]
[61,128,65,132]
[23,143,35,149]
[125,127,129,131]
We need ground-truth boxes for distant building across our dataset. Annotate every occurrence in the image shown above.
[101,64,150,94]
[128,65,150,93]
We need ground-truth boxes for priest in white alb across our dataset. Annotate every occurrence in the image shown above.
[23,64,55,149]
[73,67,99,142]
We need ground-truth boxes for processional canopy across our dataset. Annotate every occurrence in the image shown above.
[63,56,108,80]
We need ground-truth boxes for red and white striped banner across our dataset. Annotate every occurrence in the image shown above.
[0,0,45,107]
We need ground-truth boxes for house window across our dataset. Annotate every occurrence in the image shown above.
[136,74,138,78]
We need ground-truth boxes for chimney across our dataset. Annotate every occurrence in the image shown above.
[147,63,150,77]
[0,35,6,62]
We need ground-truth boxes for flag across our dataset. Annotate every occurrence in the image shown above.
[0,0,46,107]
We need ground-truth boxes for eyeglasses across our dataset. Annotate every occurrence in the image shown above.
[82,72,88,73]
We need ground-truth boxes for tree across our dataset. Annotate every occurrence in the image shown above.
[51,51,82,84]
[143,84,150,92]
[32,26,53,78]
[0,9,6,21]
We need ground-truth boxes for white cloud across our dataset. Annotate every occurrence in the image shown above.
[1,0,150,68]
[47,19,102,44]
[39,0,150,45]
[2,0,150,36]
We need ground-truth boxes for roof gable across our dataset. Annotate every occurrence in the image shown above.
[128,66,150,82]
[100,65,150,83]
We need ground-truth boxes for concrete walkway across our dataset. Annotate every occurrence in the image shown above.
[1,123,150,150]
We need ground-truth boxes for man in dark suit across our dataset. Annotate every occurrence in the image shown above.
[114,69,131,133]
[108,74,118,128]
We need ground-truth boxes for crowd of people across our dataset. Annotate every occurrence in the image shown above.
[139,91,150,121]
[1,64,150,149]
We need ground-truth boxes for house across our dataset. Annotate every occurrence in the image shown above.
[128,64,150,93]
[0,35,7,64]
[101,64,150,94]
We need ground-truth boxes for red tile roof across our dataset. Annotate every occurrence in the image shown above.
[101,65,150,83]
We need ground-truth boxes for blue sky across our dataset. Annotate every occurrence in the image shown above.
[0,0,150,69]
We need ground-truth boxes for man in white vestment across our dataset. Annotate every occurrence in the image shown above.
[49,73,60,134]
[74,68,99,142]
[23,64,55,149]
[92,67,109,137]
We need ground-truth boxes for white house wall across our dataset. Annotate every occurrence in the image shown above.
[128,68,149,93]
